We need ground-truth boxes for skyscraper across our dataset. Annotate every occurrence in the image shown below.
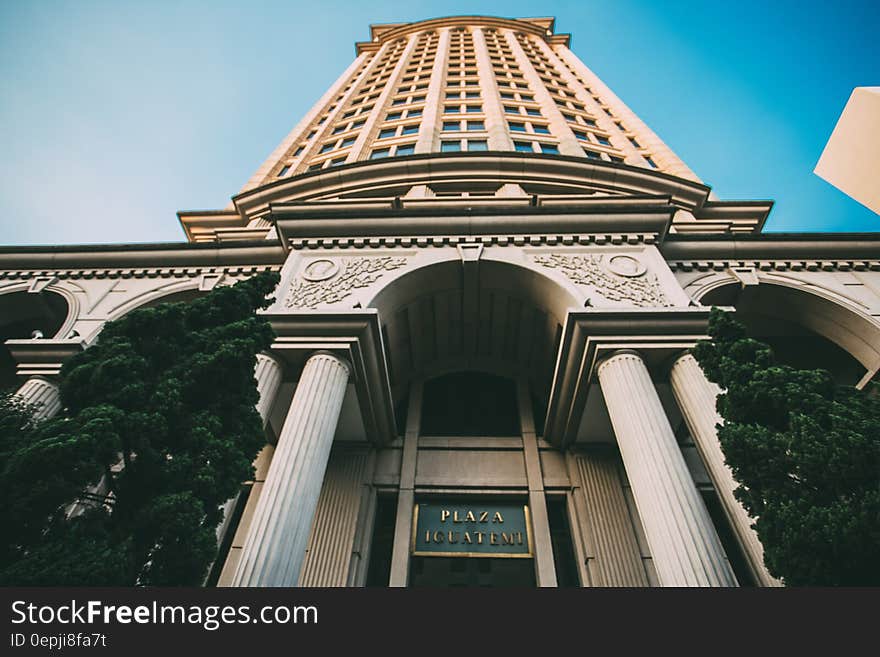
[3,16,878,588]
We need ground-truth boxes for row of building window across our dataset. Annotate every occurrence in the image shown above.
[281,29,662,178]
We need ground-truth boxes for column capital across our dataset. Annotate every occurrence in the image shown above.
[307,350,352,377]
[596,348,644,373]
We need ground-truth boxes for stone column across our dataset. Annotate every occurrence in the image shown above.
[597,350,737,587]
[15,376,62,421]
[254,353,283,426]
[669,353,782,587]
[232,352,351,587]
[214,353,284,549]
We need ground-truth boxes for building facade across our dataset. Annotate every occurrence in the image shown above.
[3,16,879,587]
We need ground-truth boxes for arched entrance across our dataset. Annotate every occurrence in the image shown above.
[699,281,879,386]
[363,257,581,587]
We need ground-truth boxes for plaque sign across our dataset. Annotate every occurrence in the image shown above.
[411,502,533,558]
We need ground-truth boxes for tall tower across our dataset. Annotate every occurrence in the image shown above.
[179,16,769,242]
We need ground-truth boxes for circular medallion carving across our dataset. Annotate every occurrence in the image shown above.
[604,254,646,278]
[302,258,340,282]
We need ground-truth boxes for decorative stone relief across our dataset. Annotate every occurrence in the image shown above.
[286,256,407,309]
[533,253,672,307]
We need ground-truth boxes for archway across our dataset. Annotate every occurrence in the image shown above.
[0,290,70,390]
[699,282,878,386]
[367,257,579,429]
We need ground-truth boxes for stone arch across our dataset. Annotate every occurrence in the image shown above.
[696,278,880,386]
[107,279,208,321]
[365,255,579,411]
[0,285,74,389]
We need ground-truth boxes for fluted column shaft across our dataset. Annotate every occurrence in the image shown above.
[254,353,283,426]
[670,353,782,587]
[214,353,284,549]
[232,352,351,587]
[15,376,62,421]
[597,351,737,587]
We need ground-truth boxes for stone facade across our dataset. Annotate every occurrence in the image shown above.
[3,16,878,587]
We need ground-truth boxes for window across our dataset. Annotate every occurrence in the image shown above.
[412,96,426,103]
[328,157,346,167]
[526,108,541,116]
[509,122,526,132]
[572,130,587,141]
[401,124,419,135]
[378,128,397,139]
[629,137,641,148]
[465,105,481,113]
[504,105,520,114]
[466,121,484,131]
[467,140,488,151]
[540,143,559,154]
[514,141,533,152]
[319,143,334,154]
[277,164,290,177]
[307,163,323,171]
[562,113,575,122]
[370,148,391,159]
[584,118,597,127]
[352,120,366,129]
[396,143,415,156]
[386,111,403,121]
[332,125,345,135]
[444,105,460,114]
[391,98,406,106]
[464,91,480,98]
[609,155,624,163]
[294,146,304,156]
[501,92,515,99]
[443,121,460,131]
[441,141,461,152]
[584,149,602,160]
[595,135,611,146]
[644,156,657,168]
[520,94,534,102]
[445,92,460,99]
[533,125,550,135]
[340,137,356,148]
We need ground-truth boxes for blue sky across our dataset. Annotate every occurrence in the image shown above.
[0,0,877,245]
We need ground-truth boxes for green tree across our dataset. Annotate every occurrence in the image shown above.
[0,271,279,585]
[693,308,880,586]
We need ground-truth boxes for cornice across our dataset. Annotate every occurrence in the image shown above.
[271,197,674,250]
[231,152,715,222]
[544,307,723,446]
[662,233,880,265]
[0,241,285,270]
[0,265,279,281]
[358,16,565,54]
[264,310,396,446]
[5,338,86,378]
